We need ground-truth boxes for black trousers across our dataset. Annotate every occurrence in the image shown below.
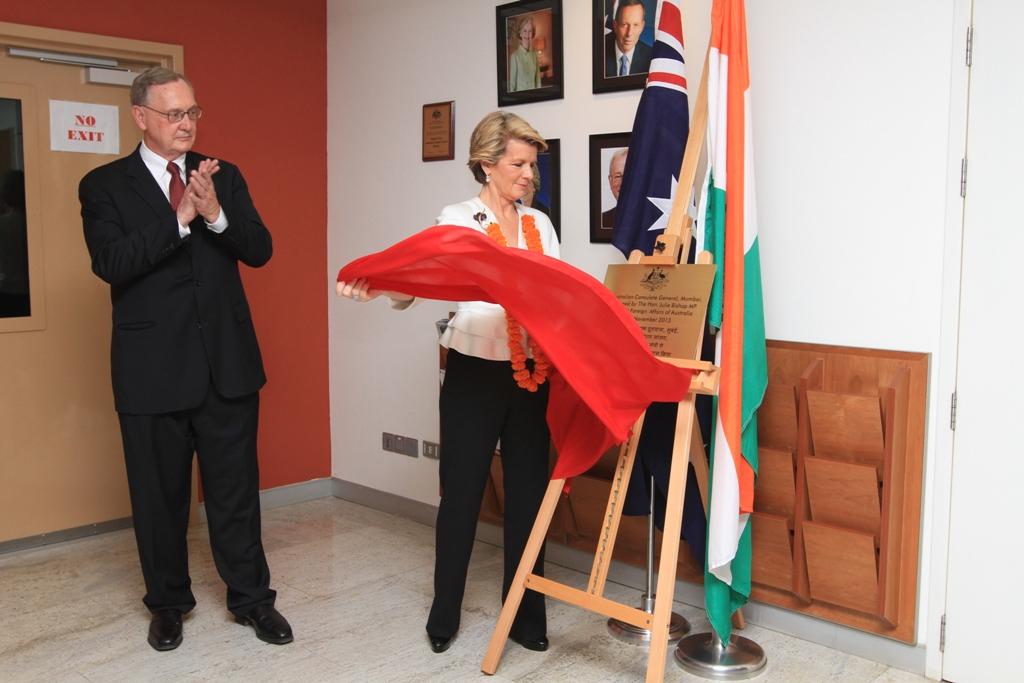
[427,350,550,640]
[118,386,275,615]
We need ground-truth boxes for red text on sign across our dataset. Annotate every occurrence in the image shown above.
[68,130,105,142]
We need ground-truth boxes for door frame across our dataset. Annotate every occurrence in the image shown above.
[0,20,183,334]
[924,0,973,678]
[0,21,183,66]
[0,22,195,542]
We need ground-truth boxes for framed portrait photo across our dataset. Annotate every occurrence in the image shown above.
[497,0,564,106]
[592,0,658,94]
[527,138,561,239]
[589,132,631,243]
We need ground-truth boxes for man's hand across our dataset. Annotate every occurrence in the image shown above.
[186,158,222,223]
[176,190,199,226]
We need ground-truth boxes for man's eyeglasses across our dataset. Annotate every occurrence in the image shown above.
[139,104,203,123]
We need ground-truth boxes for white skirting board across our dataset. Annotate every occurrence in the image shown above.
[0,477,335,554]
[0,517,133,555]
[196,477,336,521]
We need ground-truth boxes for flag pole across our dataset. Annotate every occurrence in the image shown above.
[606,478,692,646]
[669,20,766,681]
[665,43,711,245]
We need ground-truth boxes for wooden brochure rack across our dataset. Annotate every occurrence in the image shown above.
[749,342,927,642]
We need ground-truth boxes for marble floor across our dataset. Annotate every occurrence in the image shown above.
[0,497,930,682]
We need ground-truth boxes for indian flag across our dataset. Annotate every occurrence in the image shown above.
[699,0,768,645]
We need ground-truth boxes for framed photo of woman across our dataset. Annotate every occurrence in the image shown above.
[589,132,631,243]
[496,0,564,106]
[592,0,658,94]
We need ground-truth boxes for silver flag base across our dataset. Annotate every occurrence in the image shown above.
[607,611,690,644]
[607,594,690,644]
[674,632,767,680]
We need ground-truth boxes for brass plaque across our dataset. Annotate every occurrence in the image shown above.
[422,100,454,161]
[604,264,716,359]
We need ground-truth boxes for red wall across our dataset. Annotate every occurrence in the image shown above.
[1,2,331,489]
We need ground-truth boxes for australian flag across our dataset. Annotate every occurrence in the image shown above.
[611,0,690,257]
[613,0,707,567]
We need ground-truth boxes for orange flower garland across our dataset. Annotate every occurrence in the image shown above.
[485,214,551,392]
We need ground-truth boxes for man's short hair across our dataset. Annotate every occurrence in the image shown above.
[130,66,193,106]
[614,0,646,23]
[609,149,628,174]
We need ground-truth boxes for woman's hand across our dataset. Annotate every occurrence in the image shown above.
[336,278,379,301]
[336,278,413,304]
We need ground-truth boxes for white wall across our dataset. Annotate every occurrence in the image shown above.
[327,0,646,507]
[328,0,961,659]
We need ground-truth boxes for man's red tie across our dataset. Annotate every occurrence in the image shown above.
[167,161,185,211]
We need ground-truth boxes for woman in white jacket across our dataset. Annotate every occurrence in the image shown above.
[338,111,558,655]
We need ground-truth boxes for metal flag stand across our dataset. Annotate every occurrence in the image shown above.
[606,473,690,645]
[675,631,766,680]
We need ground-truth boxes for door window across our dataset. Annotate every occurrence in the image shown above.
[0,98,29,319]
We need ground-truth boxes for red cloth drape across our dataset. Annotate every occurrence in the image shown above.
[337,225,694,480]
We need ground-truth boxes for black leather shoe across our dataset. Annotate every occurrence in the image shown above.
[428,634,454,653]
[236,605,293,645]
[510,633,549,652]
[147,609,183,651]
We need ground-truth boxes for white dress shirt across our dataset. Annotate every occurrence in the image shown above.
[436,197,560,362]
[138,141,228,239]
[614,43,638,75]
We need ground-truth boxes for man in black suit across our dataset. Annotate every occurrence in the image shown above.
[604,0,652,77]
[79,67,291,652]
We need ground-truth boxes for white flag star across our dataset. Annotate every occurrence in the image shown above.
[645,174,678,232]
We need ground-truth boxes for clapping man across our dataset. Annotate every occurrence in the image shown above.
[79,67,291,651]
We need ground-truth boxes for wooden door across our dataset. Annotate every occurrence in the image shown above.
[0,23,182,543]
[942,1,1024,680]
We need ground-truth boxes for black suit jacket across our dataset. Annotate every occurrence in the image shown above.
[601,206,616,229]
[604,34,652,77]
[80,146,272,415]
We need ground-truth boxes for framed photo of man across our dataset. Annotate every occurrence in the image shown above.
[496,0,564,106]
[589,132,631,243]
[592,0,658,94]
[525,138,561,239]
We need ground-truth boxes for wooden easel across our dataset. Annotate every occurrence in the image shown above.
[480,354,717,683]
[481,52,739,682]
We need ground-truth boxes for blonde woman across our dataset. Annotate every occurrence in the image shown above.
[338,111,558,654]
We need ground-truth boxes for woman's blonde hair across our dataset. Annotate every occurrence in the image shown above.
[468,111,547,185]
[517,15,536,38]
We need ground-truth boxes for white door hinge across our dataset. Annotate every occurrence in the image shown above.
[960,158,967,198]
[950,392,957,431]
[940,614,947,652]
